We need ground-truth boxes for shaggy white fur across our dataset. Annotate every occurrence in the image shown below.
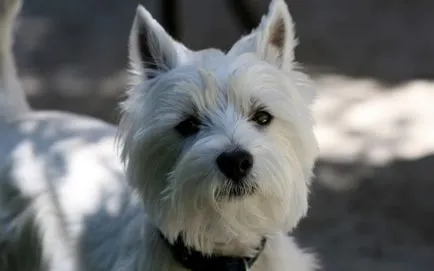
[119,0,319,270]
[0,0,320,270]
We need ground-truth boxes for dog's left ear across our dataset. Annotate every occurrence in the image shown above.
[230,0,296,70]
[128,5,191,82]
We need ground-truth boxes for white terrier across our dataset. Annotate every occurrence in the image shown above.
[1,0,320,270]
[118,0,319,270]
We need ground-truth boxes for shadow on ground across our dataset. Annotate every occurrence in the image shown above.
[294,155,434,271]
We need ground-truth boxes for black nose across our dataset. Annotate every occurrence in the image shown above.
[216,149,253,182]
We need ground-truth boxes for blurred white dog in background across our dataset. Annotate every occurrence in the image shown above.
[0,0,126,270]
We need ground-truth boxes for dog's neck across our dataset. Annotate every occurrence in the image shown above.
[159,231,267,271]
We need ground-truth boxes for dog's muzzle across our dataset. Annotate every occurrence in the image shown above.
[215,148,258,198]
[216,149,253,183]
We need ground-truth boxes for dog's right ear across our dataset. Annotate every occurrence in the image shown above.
[228,0,296,70]
[128,5,191,81]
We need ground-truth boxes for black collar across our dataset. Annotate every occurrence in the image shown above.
[160,232,267,271]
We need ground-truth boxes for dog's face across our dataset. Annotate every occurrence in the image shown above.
[120,0,318,253]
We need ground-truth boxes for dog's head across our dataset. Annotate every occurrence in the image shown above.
[119,0,318,253]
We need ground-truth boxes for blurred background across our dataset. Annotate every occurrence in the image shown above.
[13,0,434,270]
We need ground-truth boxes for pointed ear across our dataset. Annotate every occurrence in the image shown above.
[128,5,191,81]
[229,0,297,70]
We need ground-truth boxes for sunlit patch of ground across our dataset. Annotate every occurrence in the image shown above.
[313,74,434,167]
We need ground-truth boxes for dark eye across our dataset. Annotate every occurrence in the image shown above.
[175,116,201,137]
[251,110,273,126]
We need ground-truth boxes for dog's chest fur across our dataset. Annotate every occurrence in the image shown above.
[79,213,317,271]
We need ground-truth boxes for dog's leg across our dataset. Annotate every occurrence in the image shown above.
[0,0,30,122]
